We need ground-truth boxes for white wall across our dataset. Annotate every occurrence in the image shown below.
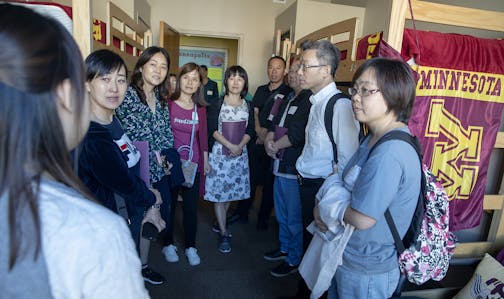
[295,0,365,41]
[92,0,134,23]
[148,0,295,93]
[275,1,298,43]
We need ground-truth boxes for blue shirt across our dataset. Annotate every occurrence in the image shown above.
[342,128,420,273]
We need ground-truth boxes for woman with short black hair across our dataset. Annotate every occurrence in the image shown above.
[205,65,255,253]
[314,58,420,298]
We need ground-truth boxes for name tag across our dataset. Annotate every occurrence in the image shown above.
[288,106,298,114]
[207,90,213,96]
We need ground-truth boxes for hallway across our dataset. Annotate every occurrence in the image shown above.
[145,198,299,299]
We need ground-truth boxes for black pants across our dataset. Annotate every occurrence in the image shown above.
[155,175,172,227]
[162,174,200,248]
[298,176,325,251]
[234,141,274,221]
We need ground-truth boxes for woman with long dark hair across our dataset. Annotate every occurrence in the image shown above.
[0,4,149,298]
[116,46,174,284]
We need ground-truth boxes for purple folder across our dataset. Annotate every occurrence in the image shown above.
[132,141,150,187]
[274,125,288,160]
[268,96,284,121]
[222,121,246,156]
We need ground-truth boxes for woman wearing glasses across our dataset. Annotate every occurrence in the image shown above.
[313,57,421,298]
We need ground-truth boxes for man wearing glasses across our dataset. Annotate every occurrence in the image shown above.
[296,39,360,252]
[285,39,360,298]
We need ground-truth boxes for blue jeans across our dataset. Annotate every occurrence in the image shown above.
[327,265,400,299]
[273,176,303,266]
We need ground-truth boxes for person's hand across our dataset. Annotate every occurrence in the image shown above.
[314,205,328,233]
[149,188,163,205]
[228,144,243,157]
[265,140,278,158]
[142,207,166,232]
[158,153,172,175]
[204,160,211,175]
[163,160,173,175]
[258,127,268,141]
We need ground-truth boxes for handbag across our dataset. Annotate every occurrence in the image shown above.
[177,105,198,188]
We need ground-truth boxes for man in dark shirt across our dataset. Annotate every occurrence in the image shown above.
[200,65,219,106]
[263,58,312,277]
[228,56,292,230]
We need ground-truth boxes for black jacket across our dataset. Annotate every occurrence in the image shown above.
[78,120,156,217]
[207,97,256,151]
[269,89,312,175]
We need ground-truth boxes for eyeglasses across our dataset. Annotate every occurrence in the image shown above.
[299,64,327,71]
[348,87,381,97]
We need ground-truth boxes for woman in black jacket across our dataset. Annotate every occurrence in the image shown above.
[78,49,166,285]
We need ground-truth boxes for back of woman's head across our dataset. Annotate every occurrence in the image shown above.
[130,46,170,103]
[85,49,127,81]
[224,65,249,99]
[352,57,416,123]
[0,4,88,269]
[171,62,207,106]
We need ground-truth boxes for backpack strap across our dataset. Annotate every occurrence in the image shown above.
[324,93,349,165]
[369,130,424,254]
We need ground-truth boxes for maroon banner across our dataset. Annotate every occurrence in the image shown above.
[402,29,504,230]
[356,32,383,60]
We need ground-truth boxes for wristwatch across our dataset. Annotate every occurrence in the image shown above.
[151,203,161,209]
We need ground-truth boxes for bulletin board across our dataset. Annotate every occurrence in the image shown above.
[179,46,228,93]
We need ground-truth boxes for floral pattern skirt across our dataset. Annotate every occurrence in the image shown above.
[204,101,250,202]
[204,143,250,202]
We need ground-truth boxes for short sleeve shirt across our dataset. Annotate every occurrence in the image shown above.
[341,128,420,274]
[252,83,292,128]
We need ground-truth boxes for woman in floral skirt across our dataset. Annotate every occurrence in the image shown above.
[205,65,255,253]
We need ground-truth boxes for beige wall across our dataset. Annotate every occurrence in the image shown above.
[275,1,298,43]
[361,0,391,38]
[148,0,295,93]
[295,0,365,42]
[92,0,134,23]
[89,0,502,91]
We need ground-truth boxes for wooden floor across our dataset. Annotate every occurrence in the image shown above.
[145,199,299,299]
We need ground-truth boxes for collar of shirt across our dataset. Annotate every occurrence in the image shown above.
[309,82,338,105]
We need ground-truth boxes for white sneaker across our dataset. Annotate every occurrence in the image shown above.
[162,244,179,263]
[185,247,201,266]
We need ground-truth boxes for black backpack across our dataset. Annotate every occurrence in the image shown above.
[324,93,368,164]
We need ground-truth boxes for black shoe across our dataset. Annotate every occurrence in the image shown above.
[142,266,165,285]
[264,248,287,261]
[271,261,299,278]
[212,222,221,233]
